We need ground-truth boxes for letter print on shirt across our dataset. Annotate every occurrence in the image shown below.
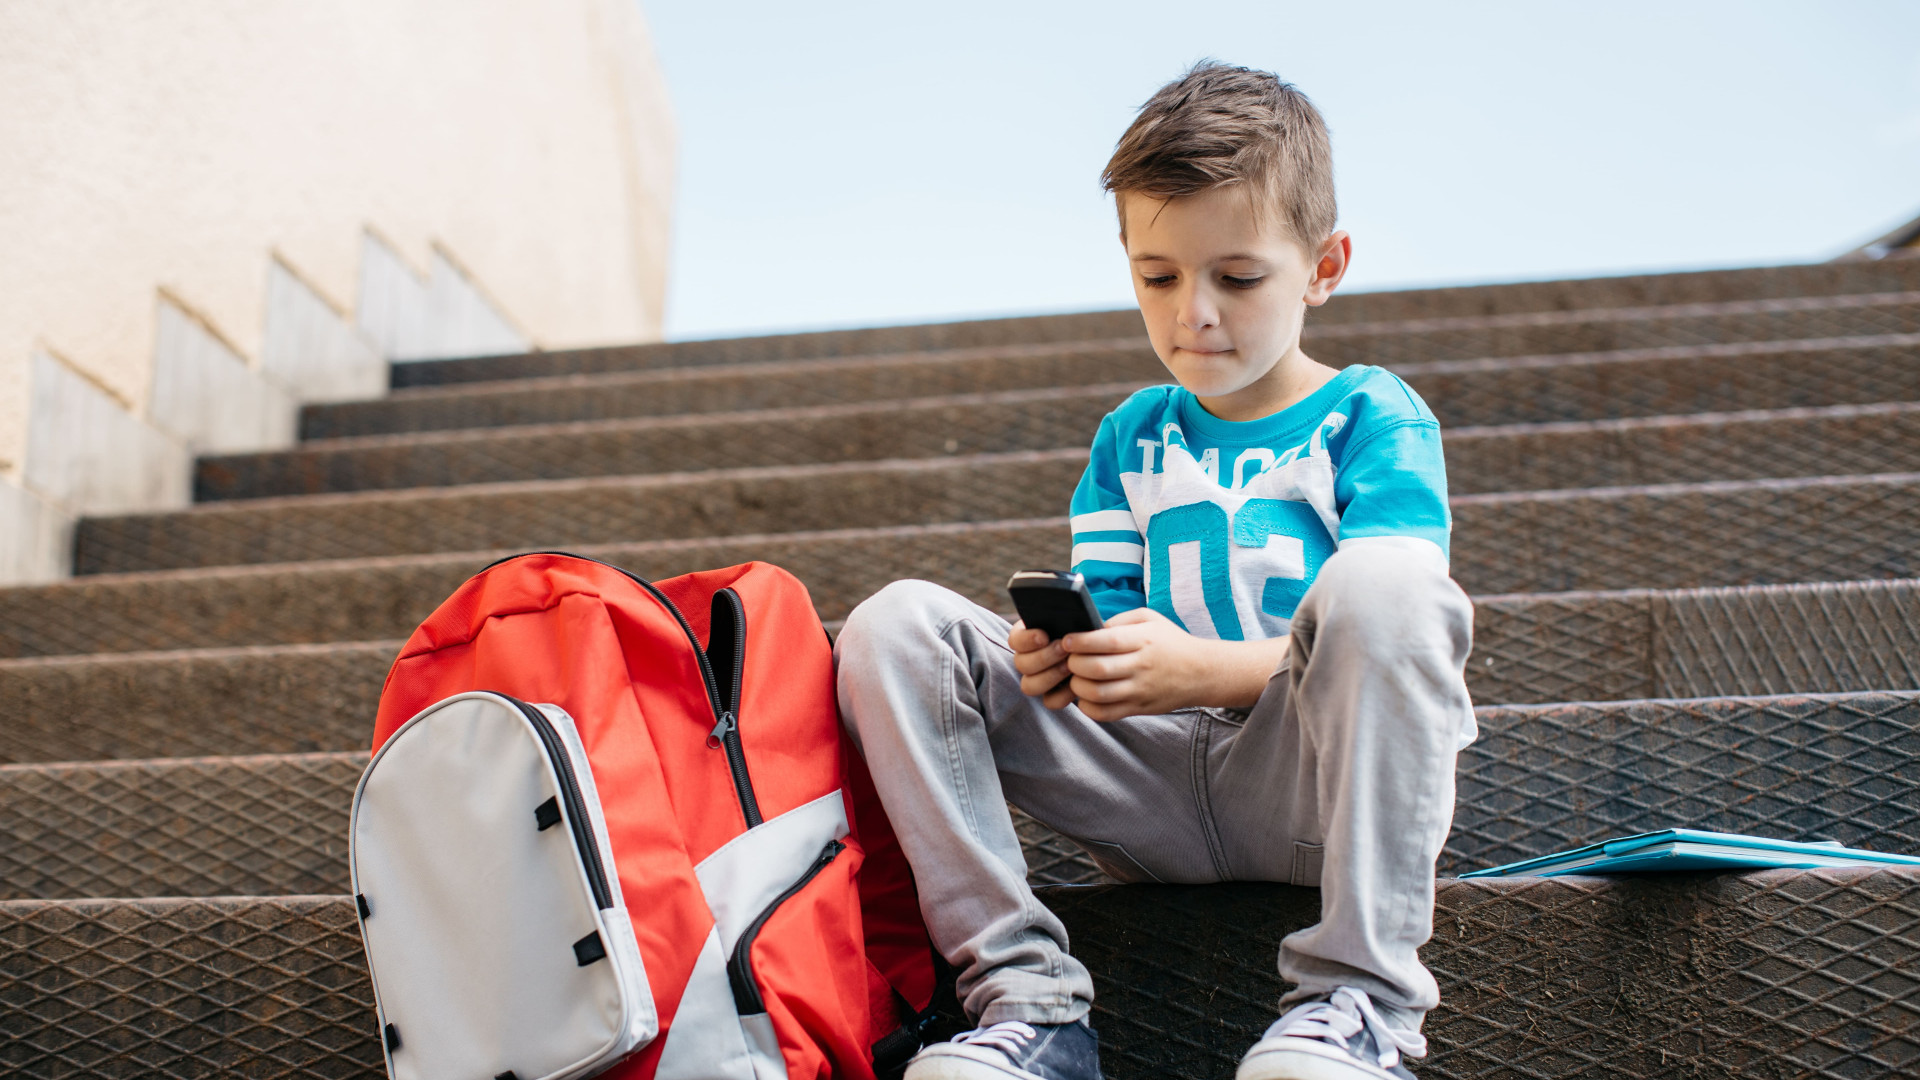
[1122,418,1345,640]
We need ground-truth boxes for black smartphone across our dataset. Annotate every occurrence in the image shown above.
[1007,570,1105,641]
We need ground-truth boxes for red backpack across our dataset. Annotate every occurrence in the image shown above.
[351,553,936,1080]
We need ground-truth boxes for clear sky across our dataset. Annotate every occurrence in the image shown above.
[638,1,1920,341]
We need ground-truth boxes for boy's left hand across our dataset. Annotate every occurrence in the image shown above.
[1057,608,1285,721]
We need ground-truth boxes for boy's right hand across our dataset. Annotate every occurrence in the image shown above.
[1008,621,1078,711]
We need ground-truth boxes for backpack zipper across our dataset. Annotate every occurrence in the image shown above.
[478,552,765,827]
[705,588,762,827]
[501,694,613,910]
[725,839,845,1014]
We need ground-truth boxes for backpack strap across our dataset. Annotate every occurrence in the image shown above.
[870,988,940,1078]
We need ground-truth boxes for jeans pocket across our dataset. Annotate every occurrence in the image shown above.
[1076,838,1164,884]
[1290,841,1324,887]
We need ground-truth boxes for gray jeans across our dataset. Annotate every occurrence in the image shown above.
[833,541,1475,1029]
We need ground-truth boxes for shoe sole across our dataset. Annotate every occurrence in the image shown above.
[1238,1039,1404,1080]
[906,1045,1053,1080]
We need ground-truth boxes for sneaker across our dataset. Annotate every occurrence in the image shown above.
[905,1018,1102,1080]
[1236,987,1426,1080]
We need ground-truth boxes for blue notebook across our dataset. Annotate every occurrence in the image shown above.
[1461,829,1920,878]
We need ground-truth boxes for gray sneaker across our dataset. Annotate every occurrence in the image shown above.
[905,1018,1102,1080]
[1236,987,1425,1080]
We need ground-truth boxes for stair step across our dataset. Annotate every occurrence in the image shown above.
[78,450,1920,600]
[309,340,1160,440]
[1411,333,1920,430]
[1452,690,1920,873]
[0,752,364,900]
[1453,471,1920,594]
[18,511,1920,689]
[6,575,1918,763]
[0,642,394,762]
[1476,577,1920,703]
[212,383,1141,500]
[1309,291,1920,370]
[391,312,1148,387]
[9,692,1912,900]
[222,385,1920,501]
[10,873,1917,1079]
[76,451,1087,575]
[314,332,1920,442]
[5,522,1063,660]
[383,257,1920,388]
[1445,401,1920,495]
[1050,873,1920,1080]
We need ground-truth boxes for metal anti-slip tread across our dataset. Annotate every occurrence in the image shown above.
[390,311,1150,387]
[1474,577,1920,704]
[315,332,1920,442]
[84,450,1093,574]
[0,641,397,763]
[1453,690,1920,874]
[383,257,1920,388]
[18,517,1920,697]
[5,575,1918,766]
[1311,293,1920,369]
[1444,401,1920,495]
[0,752,367,901]
[6,520,1068,659]
[1048,873,1920,1080]
[222,383,1920,500]
[6,692,1911,900]
[408,290,1920,392]
[211,382,1146,500]
[1452,471,1920,594]
[7,873,1916,1079]
[76,451,1090,574]
[75,452,1920,599]
[311,339,1162,439]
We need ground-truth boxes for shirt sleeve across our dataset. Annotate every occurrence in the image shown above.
[1335,417,1452,559]
[1068,412,1147,618]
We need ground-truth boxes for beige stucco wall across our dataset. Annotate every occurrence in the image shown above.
[0,0,675,477]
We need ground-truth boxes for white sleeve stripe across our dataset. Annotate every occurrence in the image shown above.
[1070,510,1139,534]
[1072,541,1145,566]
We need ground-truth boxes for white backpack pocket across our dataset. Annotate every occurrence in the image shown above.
[351,691,656,1080]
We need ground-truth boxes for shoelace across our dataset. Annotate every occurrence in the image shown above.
[1265,986,1427,1070]
[950,1020,1039,1059]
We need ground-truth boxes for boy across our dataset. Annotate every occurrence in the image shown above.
[836,62,1474,1080]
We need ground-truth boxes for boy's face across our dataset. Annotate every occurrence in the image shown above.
[1121,187,1347,411]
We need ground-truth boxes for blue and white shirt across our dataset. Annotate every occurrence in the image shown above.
[1068,365,1451,640]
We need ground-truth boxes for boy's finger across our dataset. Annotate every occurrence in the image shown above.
[1065,651,1135,681]
[1010,642,1066,675]
[1042,685,1078,710]
[1060,624,1146,654]
[1070,674,1137,708]
[1019,663,1070,697]
[1007,625,1051,652]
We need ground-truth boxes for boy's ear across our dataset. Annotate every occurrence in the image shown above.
[1303,231,1351,307]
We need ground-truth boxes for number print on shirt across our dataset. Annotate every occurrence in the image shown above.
[1233,498,1338,620]
[1144,498,1337,639]
[1145,503,1243,640]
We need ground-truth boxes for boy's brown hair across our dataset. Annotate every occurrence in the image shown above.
[1102,61,1336,248]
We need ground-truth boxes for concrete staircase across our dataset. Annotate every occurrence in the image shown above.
[5,259,1920,1078]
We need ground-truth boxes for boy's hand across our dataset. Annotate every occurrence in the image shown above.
[1011,609,1289,721]
[1009,621,1080,711]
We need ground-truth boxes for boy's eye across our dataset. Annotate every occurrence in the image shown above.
[1141,274,1176,289]
[1222,275,1264,289]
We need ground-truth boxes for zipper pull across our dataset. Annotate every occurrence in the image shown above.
[707,711,736,749]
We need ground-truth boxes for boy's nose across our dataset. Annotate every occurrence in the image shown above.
[1177,286,1220,331]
